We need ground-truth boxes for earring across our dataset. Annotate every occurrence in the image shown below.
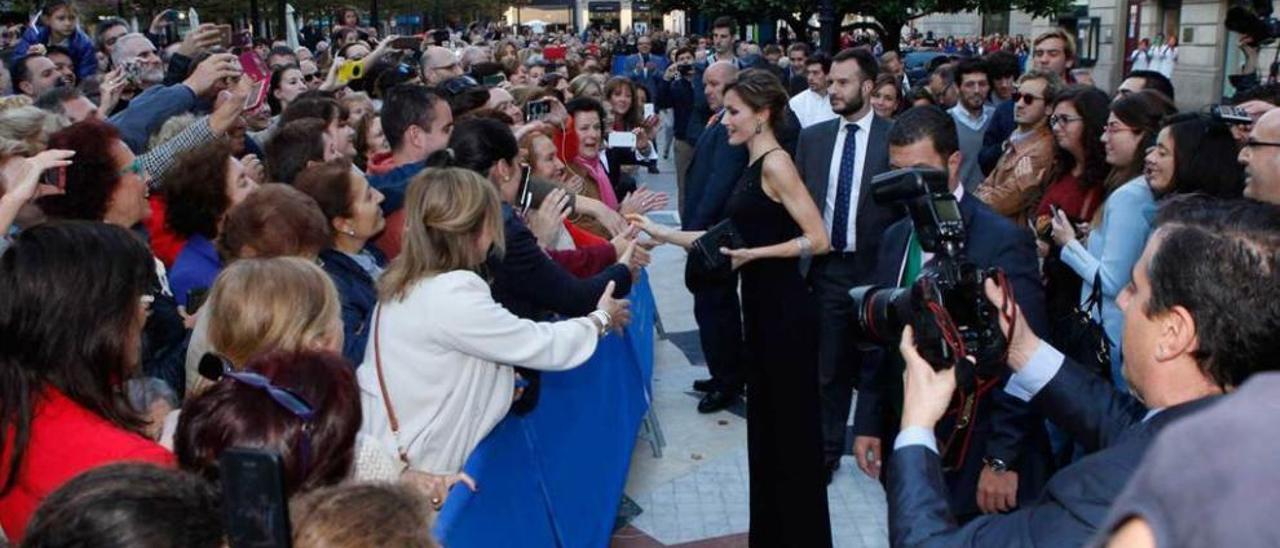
[754,121,763,135]
[342,225,357,237]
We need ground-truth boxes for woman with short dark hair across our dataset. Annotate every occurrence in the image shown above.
[165,140,258,309]
[0,222,173,539]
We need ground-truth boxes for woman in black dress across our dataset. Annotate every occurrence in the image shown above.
[629,70,833,546]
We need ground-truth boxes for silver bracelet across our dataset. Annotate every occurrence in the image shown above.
[589,310,612,336]
[795,236,813,261]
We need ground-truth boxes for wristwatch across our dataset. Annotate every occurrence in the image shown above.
[983,456,1010,473]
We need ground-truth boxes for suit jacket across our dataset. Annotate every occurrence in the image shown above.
[793,115,902,279]
[784,66,808,96]
[625,53,666,100]
[681,114,748,230]
[856,193,1052,519]
[888,355,1220,547]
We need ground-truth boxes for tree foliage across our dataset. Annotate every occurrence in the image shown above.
[653,0,1071,50]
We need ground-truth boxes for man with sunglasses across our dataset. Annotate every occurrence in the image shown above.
[300,60,323,91]
[1239,108,1280,205]
[975,70,1063,226]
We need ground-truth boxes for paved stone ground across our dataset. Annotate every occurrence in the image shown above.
[610,149,889,548]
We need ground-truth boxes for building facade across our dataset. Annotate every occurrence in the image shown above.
[909,0,1268,108]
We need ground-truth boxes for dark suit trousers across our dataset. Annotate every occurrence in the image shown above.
[687,261,746,391]
[813,253,874,462]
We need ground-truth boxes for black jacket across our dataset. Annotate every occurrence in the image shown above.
[857,193,1053,520]
[888,353,1220,547]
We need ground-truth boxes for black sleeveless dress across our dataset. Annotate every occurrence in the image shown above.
[727,149,833,547]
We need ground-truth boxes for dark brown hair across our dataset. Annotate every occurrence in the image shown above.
[265,118,327,185]
[218,183,330,260]
[294,161,357,229]
[0,222,152,494]
[722,68,789,131]
[163,139,235,239]
[175,350,360,497]
[37,119,123,221]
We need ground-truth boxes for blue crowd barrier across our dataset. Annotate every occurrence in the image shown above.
[434,272,657,547]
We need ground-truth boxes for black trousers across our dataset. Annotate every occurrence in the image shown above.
[812,253,876,464]
[686,261,745,392]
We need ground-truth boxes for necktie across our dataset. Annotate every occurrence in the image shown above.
[830,124,859,252]
[902,231,923,286]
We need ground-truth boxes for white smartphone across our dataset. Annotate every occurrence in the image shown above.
[608,131,638,148]
[643,103,655,119]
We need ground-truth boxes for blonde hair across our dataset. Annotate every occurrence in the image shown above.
[1033,28,1077,60]
[290,483,436,548]
[206,257,342,368]
[0,106,63,157]
[378,167,504,302]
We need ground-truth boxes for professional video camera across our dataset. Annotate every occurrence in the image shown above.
[1226,0,1280,46]
[848,168,1014,379]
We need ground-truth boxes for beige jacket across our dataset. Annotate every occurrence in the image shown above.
[976,126,1057,226]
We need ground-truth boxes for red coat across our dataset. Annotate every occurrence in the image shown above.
[0,388,173,540]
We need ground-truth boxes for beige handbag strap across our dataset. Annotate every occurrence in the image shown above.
[372,305,411,465]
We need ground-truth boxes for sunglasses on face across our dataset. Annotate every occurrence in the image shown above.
[199,353,316,475]
[1011,91,1044,105]
[303,72,322,82]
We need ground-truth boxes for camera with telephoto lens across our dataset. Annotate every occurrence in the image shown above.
[1226,0,1280,46]
[848,168,1011,377]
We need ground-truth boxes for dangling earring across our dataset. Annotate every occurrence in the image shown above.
[754,121,764,135]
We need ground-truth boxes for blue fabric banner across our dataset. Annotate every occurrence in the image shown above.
[434,272,656,547]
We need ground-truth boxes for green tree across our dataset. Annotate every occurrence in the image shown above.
[653,0,1070,51]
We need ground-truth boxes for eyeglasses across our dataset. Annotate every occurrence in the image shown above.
[198,353,316,475]
[1049,114,1083,127]
[118,158,144,177]
[1243,138,1280,149]
[1011,91,1044,105]
[1103,121,1137,134]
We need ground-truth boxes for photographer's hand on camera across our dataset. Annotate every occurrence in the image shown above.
[899,325,959,432]
[982,278,1040,371]
[184,53,241,98]
[98,67,127,118]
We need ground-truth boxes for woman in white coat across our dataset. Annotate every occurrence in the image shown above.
[358,166,630,479]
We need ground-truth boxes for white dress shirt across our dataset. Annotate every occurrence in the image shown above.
[789,89,837,128]
[823,109,875,252]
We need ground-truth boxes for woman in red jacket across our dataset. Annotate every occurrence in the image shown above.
[0,222,173,540]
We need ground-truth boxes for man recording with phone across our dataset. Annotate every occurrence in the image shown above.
[889,197,1280,546]
[852,106,1052,522]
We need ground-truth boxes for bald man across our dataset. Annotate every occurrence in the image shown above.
[1240,108,1280,205]
[420,46,462,86]
[683,59,750,413]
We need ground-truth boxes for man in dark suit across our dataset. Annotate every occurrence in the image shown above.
[889,197,1280,546]
[625,34,666,103]
[851,106,1053,521]
[783,43,811,96]
[682,60,748,413]
[794,47,902,483]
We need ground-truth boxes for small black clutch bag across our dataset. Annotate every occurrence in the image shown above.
[691,219,746,271]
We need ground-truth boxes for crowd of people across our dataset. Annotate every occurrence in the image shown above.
[0,1,1279,546]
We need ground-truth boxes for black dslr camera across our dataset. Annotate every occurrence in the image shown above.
[848,168,1011,378]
